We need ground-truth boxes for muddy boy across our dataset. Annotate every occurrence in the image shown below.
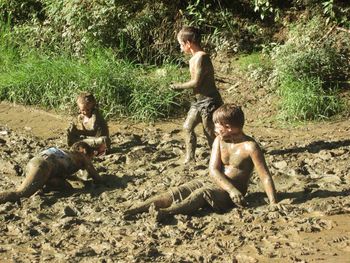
[171,26,223,164]
[67,92,110,155]
[124,104,277,219]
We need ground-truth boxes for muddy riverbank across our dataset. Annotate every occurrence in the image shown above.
[0,101,350,262]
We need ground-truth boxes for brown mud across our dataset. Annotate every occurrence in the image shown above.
[1,78,350,262]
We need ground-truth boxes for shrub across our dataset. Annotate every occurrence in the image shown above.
[271,16,347,121]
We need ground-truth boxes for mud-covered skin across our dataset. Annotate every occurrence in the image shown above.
[124,133,277,218]
[124,178,234,218]
[183,101,218,162]
[67,108,110,153]
[210,130,277,206]
[0,149,102,204]
[1,109,350,262]
[173,51,222,163]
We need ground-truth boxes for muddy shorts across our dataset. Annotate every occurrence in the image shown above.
[190,97,222,119]
[169,178,235,213]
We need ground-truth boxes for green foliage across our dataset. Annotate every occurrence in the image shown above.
[235,52,270,71]
[0,39,185,120]
[0,0,44,25]
[2,0,180,64]
[278,76,343,121]
[252,0,280,21]
[271,16,347,121]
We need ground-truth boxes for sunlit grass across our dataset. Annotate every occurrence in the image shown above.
[0,43,187,121]
[278,75,343,121]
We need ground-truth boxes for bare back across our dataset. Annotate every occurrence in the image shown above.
[189,51,221,101]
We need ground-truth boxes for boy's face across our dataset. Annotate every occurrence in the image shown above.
[177,38,191,54]
[78,102,93,118]
[214,122,242,140]
[77,146,94,159]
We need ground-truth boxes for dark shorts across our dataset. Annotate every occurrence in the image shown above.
[190,97,223,118]
[169,178,235,213]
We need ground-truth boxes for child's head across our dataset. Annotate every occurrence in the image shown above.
[76,92,96,118]
[177,26,201,52]
[71,141,95,158]
[213,104,245,137]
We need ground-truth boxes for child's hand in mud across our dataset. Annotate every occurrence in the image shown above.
[229,189,245,207]
[268,203,287,212]
[67,122,77,132]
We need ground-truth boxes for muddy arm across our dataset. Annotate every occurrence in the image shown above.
[84,159,103,184]
[172,55,205,93]
[250,142,277,204]
[209,137,244,205]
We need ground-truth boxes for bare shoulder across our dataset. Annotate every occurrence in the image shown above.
[242,136,262,153]
[191,51,208,63]
[69,151,87,168]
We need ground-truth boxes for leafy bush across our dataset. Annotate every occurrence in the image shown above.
[271,16,347,121]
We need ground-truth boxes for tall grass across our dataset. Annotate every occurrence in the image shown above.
[0,29,187,121]
[278,76,343,121]
[271,16,347,121]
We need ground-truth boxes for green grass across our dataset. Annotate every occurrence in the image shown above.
[234,52,272,71]
[0,42,187,121]
[278,76,343,121]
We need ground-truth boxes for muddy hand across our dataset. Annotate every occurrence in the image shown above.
[268,203,287,212]
[169,83,180,90]
[229,189,245,207]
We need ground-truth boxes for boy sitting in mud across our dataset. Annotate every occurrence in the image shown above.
[0,141,103,204]
[171,26,223,164]
[124,104,277,219]
[67,92,110,155]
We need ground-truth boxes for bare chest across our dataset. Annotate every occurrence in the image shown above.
[220,143,252,168]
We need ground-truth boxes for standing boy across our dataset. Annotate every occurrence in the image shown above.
[171,26,223,164]
[123,104,277,219]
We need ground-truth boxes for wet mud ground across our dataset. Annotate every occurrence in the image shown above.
[0,101,350,263]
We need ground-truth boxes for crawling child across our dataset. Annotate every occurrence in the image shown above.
[0,141,103,204]
[67,92,110,155]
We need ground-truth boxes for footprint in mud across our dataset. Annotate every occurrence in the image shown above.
[329,236,350,251]
[332,236,349,243]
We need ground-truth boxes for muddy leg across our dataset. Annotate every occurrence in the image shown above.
[45,177,74,191]
[124,192,174,215]
[202,113,216,148]
[124,180,204,216]
[82,136,110,155]
[0,157,51,203]
[159,188,207,216]
[183,107,201,164]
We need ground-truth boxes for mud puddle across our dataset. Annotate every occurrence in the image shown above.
[1,102,350,262]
